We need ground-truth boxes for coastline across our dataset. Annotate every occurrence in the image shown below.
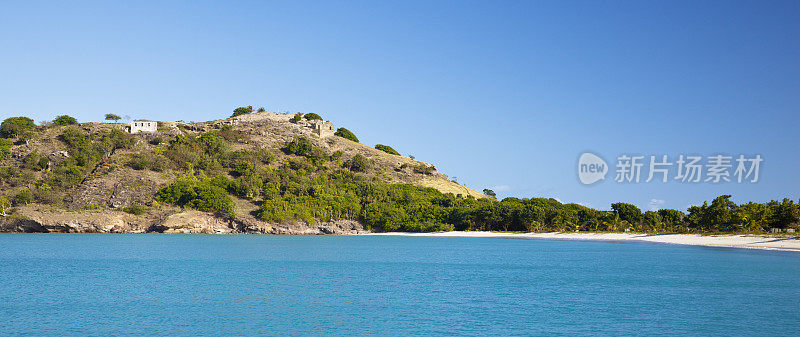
[361,231,800,252]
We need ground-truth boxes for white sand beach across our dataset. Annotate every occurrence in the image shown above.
[362,231,800,252]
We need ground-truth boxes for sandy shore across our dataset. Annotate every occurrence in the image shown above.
[362,231,800,252]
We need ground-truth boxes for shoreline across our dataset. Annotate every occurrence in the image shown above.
[361,231,800,252]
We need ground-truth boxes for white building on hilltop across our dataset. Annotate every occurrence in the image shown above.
[127,120,157,133]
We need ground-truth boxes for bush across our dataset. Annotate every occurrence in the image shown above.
[155,176,235,217]
[33,184,61,205]
[0,117,35,138]
[85,203,104,210]
[53,115,78,126]
[334,128,359,143]
[257,107,266,113]
[282,137,314,157]
[413,164,435,175]
[304,113,322,121]
[231,106,253,117]
[12,190,33,206]
[290,113,302,123]
[345,154,369,172]
[199,131,228,155]
[48,165,84,188]
[126,153,166,171]
[375,144,400,155]
[0,138,11,159]
[123,204,147,215]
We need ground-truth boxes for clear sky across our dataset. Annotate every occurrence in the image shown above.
[1,0,798,211]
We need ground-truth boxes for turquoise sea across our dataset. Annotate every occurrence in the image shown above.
[0,234,798,336]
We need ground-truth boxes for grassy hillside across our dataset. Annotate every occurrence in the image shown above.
[0,111,485,233]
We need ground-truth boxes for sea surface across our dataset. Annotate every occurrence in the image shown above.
[0,234,798,336]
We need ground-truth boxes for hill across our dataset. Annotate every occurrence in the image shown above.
[0,111,485,234]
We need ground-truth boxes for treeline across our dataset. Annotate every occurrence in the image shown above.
[152,131,799,233]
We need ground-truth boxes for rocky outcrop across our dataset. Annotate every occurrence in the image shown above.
[0,207,368,235]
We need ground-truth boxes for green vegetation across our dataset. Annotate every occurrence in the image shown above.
[303,113,322,121]
[123,204,147,215]
[483,189,496,199]
[0,139,12,159]
[375,144,400,156]
[53,115,78,126]
[334,127,359,143]
[0,117,35,139]
[290,113,302,123]
[105,114,122,122]
[232,106,254,117]
[155,175,235,217]
[344,154,369,172]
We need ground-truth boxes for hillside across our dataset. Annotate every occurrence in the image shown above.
[0,111,485,234]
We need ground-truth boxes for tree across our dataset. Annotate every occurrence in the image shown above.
[334,127,359,143]
[53,115,78,126]
[290,113,303,123]
[657,209,686,229]
[707,195,738,231]
[257,107,266,113]
[0,117,35,138]
[105,114,122,122]
[304,113,322,121]
[375,144,400,155]
[483,189,497,199]
[231,106,254,117]
[611,202,642,225]
[768,198,799,229]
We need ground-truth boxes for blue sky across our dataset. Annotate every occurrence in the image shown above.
[1,0,798,211]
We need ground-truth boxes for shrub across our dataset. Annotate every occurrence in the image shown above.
[375,144,400,155]
[304,113,322,121]
[345,154,369,172]
[84,203,104,210]
[257,107,266,113]
[282,137,314,157]
[12,190,33,206]
[48,164,84,188]
[231,106,253,117]
[0,117,35,138]
[334,128,359,143]
[413,164,435,175]
[126,153,167,171]
[0,138,11,159]
[53,115,78,126]
[33,184,61,204]
[199,131,228,155]
[290,113,302,123]
[149,136,164,145]
[155,176,235,217]
[123,204,147,215]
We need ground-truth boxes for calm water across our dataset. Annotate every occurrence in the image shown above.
[0,235,798,336]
